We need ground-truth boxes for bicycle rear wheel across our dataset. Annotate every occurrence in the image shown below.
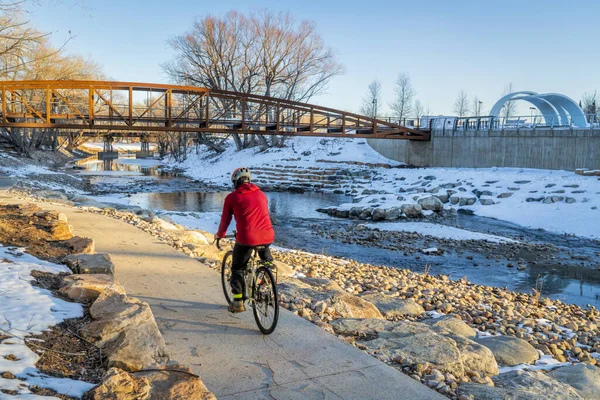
[221,251,234,305]
[252,266,279,335]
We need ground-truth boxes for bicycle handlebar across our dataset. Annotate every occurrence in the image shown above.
[214,232,236,250]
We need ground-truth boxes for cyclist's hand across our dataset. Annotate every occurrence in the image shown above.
[215,237,222,250]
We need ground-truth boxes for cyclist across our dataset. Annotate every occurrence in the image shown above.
[216,167,275,313]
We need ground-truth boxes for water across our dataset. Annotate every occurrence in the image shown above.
[78,157,600,307]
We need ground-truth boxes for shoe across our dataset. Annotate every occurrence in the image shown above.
[263,261,276,271]
[228,300,246,313]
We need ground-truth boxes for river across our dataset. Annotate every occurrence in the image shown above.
[76,156,600,308]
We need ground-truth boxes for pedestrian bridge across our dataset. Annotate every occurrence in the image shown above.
[0,80,429,141]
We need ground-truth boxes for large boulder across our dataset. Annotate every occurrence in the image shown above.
[86,367,151,400]
[134,365,216,400]
[475,336,539,366]
[418,196,444,212]
[371,208,386,221]
[424,315,476,338]
[151,217,181,231]
[450,334,499,376]
[279,278,383,319]
[361,294,424,318]
[384,207,401,221]
[59,274,125,303]
[84,289,169,371]
[550,363,600,399]
[65,254,115,275]
[63,236,96,254]
[401,203,422,218]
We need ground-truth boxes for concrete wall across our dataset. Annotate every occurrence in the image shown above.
[368,129,600,170]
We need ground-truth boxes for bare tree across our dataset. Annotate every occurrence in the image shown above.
[359,80,382,118]
[582,91,598,122]
[500,82,517,119]
[163,10,343,151]
[472,96,484,116]
[453,90,469,117]
[413,99,423,126]
[389,72,415,121]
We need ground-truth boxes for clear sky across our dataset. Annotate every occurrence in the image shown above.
[25,0,600,116]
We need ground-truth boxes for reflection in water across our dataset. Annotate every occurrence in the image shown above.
[76,156,172,178]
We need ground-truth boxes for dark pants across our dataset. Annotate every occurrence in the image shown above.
[231,243,273,296]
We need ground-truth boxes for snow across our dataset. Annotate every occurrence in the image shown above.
[498,352,570,374]
[424,310,445,319]
[163,137,600,239]
[0,164,59,177]
[365,222,518,243]
[0,246,95,398]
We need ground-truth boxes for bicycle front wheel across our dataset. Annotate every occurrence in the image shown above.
[252,266,279,335]
[221,251,234,305]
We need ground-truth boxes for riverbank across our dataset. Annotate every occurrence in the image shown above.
[8,186,599,399]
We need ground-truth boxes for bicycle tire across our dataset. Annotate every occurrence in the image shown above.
[252,266,279,334]
[221,251,234,305]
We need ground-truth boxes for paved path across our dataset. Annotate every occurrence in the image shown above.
[0,189,443,399]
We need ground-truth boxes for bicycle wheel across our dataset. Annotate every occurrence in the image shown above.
[252,266,279,334]
[221,251,234,305]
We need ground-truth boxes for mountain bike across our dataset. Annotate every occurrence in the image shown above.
[216,234,279,334]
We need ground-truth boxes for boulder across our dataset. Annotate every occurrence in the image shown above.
[134,365,216,400]
[358,207,374,220]
[401,203,422,218]
[278,278,383,319]
[384,207,401,220]
[330,318,393,339]
[543,196,565,204]
[349,207,363,218]
[65,253,115,275]
[418,196,444,212]
[450,334,499,376]
[84,289,169,371]
[48,221,74,241]
[175,230,209,246]
[86,367,151,400]
[424,315,477,338]
[479,197,495,206]
[273,260,294,277]
[367,328,465,377]
[371,208,386,221]
[565,197,577,204]
[361,294,424,318]
[59,274,125,303]
[151,217,180,231]
[474,336,539,366]
[497,192,513,199]
[495,370,581,399]
[550,363,600,399]
[435,193,450,204]
[450,195,477,206]
[63,236,95,254]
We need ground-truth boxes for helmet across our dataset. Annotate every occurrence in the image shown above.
[231,167,252,187]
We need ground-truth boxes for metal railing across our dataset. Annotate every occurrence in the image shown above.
[375,114,600,132]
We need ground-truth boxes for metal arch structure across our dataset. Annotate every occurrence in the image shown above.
[489,91,587,127]
[0,80,430,140]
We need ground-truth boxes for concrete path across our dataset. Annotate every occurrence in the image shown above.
[0,190,444,399]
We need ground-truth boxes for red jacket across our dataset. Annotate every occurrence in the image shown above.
[216,183,275,246]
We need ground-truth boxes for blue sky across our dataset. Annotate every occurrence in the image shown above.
[26,0,600,116]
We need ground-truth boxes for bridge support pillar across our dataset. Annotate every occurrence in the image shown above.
[136,134,153,158]
[98,151,119,160]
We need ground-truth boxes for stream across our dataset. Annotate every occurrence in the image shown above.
[76,156,600,308]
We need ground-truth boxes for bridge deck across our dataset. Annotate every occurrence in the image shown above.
[0,80,430,140]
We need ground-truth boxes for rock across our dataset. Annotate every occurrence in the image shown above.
[65,254,115,275]
[151,217,180,231]
[359,207,374,220]
[273,260,294,277]
[47,221,74,241]
[550,363,600,399]
[450,195,477,206]
[565,197,577,204]
[384,207,401,221]
[84,289,169,371]
[497,192,513,199]
[134,365,216,400]
[86,367,151,400]
[435,193,450,204]
[361,295,424,318]
[59,274,125,303]
[175,230,209,246]
[496,370,581,399]
[450,334,499,377]
[543,196,565,204]
[349,207,363,218]
[401,203,423,218]
[479,197,495,206]
[418,196,444,212]
[371,208,386,221]
[368,324,465,377]
[330,318,393,339]
[475,336,539,366]
[63,236,95,254]
[424,316,476,338]
[279,278,383,319]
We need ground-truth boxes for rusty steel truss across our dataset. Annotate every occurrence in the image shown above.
[0,80,430,140]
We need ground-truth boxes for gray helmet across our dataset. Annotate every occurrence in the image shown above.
[231,167,252,187]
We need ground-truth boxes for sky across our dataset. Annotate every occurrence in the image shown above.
[24,0,600,117]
